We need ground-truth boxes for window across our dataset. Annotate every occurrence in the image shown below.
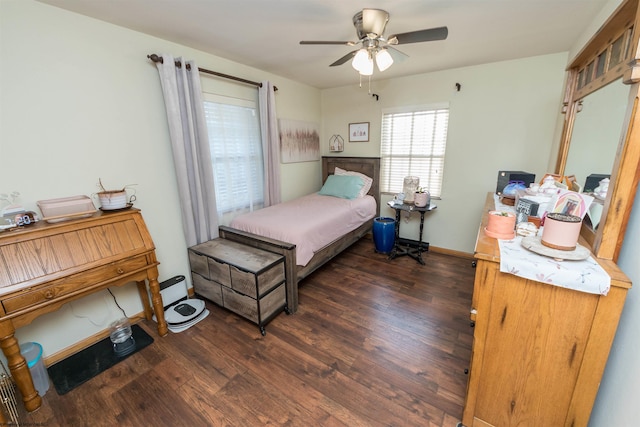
[203,93,263,216]
[380,105,449,198]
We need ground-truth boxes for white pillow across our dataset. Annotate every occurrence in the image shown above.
[334,166,373,198]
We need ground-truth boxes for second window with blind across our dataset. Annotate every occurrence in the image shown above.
[380,104,450,198]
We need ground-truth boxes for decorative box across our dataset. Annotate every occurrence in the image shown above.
[37,195,97,223]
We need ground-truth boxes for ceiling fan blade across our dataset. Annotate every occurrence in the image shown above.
[388,46,409,63]
[329,50,358,67]
[388,26,448,45]
[300,40,355,46]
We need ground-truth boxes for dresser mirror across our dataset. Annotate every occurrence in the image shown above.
[563,79,627,186]
[556,0,640,261]
[563,79,628,232]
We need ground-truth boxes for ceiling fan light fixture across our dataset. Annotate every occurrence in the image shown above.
[352,49,370,72]
[375,48,394,72]
[359,58,374,76]
[299,8,447,81]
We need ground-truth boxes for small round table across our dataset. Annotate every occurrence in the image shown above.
[386,200,437,265]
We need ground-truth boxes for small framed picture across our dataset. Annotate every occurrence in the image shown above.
[565,175,582,192]
[349,122,369,142]
[550,189,594,219]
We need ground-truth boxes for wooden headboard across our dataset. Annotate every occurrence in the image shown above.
[322,156,381,208]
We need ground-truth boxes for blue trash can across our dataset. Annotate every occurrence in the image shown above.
[373,217,396,254]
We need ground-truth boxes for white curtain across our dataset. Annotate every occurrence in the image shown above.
[259,81,281,206]
[155,54,218,246]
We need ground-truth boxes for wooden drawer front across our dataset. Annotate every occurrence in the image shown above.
[188,251,210,279]
[192,273,223,306]
[2,255,149,314]
[259,284,286,321]
[222,283,285,324]
[208,258,231,287]
[230,262,284,298]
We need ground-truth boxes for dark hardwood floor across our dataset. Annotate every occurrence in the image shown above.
[21,236,475,427]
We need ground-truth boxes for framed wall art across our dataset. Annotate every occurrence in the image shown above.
[349,122,369,142]
[278,119,320,163]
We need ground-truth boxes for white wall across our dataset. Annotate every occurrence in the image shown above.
[321,53,568,253]
[591,187,640,425]
[0,0,320,358]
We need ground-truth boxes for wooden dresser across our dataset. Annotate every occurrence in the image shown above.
[462,193,632,427]
[189,238,286,335]
[0,209,168,411]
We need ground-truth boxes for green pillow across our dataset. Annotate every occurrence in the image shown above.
[318,175,364,199]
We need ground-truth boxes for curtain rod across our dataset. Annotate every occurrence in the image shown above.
[147,54,277,91]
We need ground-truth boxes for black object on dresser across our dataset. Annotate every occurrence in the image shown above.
[495,170,536,195]
[583,173,610,192]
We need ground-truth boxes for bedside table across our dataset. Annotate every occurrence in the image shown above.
[387,200,437,265]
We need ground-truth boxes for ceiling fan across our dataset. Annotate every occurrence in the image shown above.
[300,8,448,75]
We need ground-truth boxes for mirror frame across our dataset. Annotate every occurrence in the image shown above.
[557,0,640,261]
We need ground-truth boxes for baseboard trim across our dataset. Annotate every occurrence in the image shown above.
[429,245,475,260]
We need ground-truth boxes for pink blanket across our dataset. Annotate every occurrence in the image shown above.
[230,193,377,266]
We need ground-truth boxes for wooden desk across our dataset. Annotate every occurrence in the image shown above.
[0,209,167,411]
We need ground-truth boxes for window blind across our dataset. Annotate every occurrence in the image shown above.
[203,94,263,214]
[380,107,449,198]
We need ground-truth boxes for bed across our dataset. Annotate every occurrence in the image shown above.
[218,156,380,314]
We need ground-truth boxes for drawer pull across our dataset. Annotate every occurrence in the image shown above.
[117,268,125,274]
[44,290,55,299]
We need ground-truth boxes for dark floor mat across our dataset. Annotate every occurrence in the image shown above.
[47,324,153,395]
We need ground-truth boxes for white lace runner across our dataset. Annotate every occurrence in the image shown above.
[498,236,611,295]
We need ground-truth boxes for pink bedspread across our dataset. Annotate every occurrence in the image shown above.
[230,193,377,266]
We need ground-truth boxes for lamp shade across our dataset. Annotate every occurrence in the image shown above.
[358,57,374,76]
[352,49,370,72]
[375,49,394,72]
[352,49,374,75]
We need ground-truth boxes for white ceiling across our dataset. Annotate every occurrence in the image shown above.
[37,0,610,89]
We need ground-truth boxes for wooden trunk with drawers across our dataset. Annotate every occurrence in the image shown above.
[188,238,286,335]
